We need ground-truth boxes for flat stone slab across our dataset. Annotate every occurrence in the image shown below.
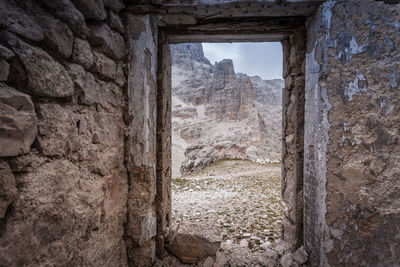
[167,221,222,264]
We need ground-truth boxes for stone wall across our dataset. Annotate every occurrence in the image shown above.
[0,0,129,266]
[281,26,306,251]
[0,2,169,266]
[304,0,400,266]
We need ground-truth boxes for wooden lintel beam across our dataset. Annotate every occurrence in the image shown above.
[167,33,289,43]
[178,16,305,30]
[126,1,323,19]
[162,16,304,38]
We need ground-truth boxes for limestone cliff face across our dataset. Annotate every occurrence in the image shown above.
[206,60,255,120]
[171,43,211,71]
[251,77,283,159]
[211,59,236,90]
[171,43,283,177]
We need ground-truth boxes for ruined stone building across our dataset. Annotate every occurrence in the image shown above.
[0,0,399,266]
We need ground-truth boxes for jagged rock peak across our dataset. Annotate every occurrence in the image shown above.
[171,43,211,70]
[212,59,236,89]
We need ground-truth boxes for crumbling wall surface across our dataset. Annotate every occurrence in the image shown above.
[305,0,400,266]
[0,0,129,266]
[124,14,159,266]
[281,26,306,251]
[303,2,334,265]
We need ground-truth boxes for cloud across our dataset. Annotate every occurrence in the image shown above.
[202,42,283,80]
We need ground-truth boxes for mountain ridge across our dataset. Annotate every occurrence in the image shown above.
[171,43,283,177]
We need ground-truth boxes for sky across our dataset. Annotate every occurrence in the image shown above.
[202,42,282,80]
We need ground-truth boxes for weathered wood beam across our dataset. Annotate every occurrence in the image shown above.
[166,16,305,31]
[167,33,289,43]
[126,1,323,20]
[163,16,304,43]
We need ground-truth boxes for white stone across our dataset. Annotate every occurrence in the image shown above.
[239,239,248,247]
[260,241,271,250]
[203,256,214,267]
[280,254,293,267]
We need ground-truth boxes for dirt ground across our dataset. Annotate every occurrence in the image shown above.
[165,159,286,266]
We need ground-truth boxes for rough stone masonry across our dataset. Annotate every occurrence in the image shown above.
[0,0,399,266]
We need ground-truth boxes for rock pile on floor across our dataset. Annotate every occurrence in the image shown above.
[157,239,308,267]
[171,160,285,254]
[278,245,308,267]
[165,160,308,266]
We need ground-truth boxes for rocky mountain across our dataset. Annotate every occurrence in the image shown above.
[171,43,283,177]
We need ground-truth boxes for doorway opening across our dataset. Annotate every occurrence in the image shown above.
[154,20,307,266]
[169,42,286,264]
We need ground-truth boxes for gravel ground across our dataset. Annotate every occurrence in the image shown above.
[170,159,286,266]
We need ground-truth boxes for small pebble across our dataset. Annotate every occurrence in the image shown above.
[260,241,271,250]
[239,239,249,247]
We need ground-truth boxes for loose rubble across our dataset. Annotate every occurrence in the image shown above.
[157,160,308,266]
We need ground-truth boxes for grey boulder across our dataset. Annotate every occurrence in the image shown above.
[167,222,222,264]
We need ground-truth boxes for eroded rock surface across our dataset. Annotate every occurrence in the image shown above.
[181,142,247,175]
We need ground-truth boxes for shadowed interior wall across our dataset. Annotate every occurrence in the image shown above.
[304,0,400,265]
